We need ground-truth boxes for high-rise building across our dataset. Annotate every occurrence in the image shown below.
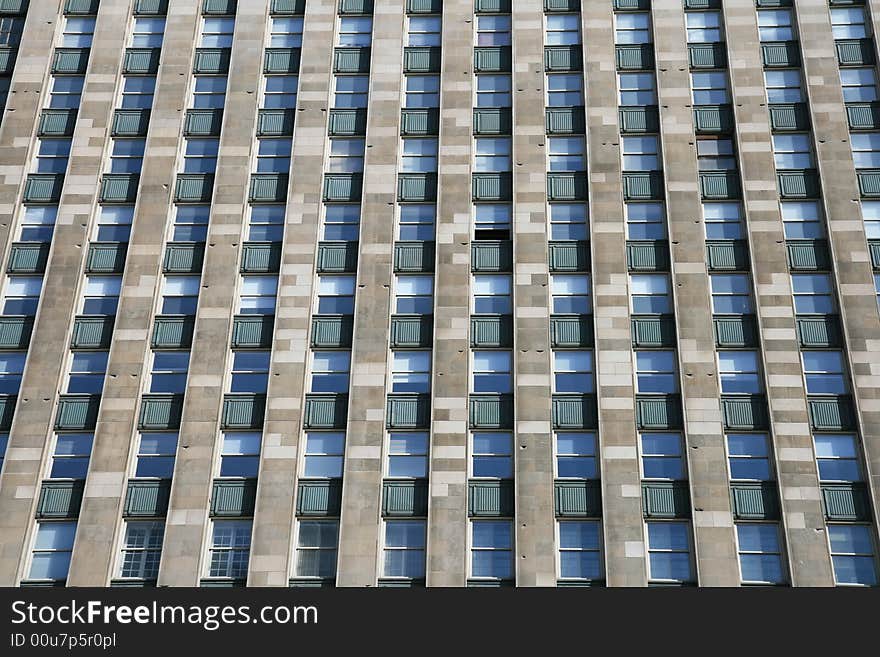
[0,0,877,588]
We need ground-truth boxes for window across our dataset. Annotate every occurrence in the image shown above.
[840,68,877,103]
[219,432,261,478]
[294,520,338,578]
[791,274,834,314]
[814,434,862,482]
[548,137,586,172]
[710,274,753,314]
[337,16,372,47]
[398,205,435,240]
[640,433,684,480]
[131,16,166,48]
[0,433,7,472]
[471,432,512,478]
[614,12,651,44]
[622,136,660,171]
[831,7,869,40]
[781,201,823,240]
[557,521,602,581]
[546,14,580,45]
[475,15,510,46]
[697,138,736,171]
[66,352,108,394]
[263,75,298,109]
[763,70,803,104]
[387,432,428,478]
[322,205,358,241]
[18,206,57,242]
[773,134,813,170]
[407,16,440,46]
[0,16,23,46]
[404,75,439,108]
[48,433,92,479]
[310,351,351,393]
[618,73,656,105]
[727,433,772,481]
[472,274,512,314]
[549,203,588,240]
[161,275,200,315]
[382,520,426,579]
[316,275,355,314]
[546,73,583,107]
[237,274,277,315]
[474,204,511,240]
[249,205,285,242]
[34,138,71,174]
[474,137,512,172]
[118,521,164,580]
[552,350,594,393]
[2,276,42,315]
[626,202,666,240]
[801,351,847,395]
[555,432,597,479]
[703,201,744,240]
[876,274,880,309]
[475,74,511,107]
[303,432,345,478]
[851,133,880,169]
[82,276,122,318]
[635,351,678,394]
[646,521,693,583]
[394,276,433,315]
[269,16,303,48]
[49,77,84,109]
[200,17,234,48]
[401,138,438,173]
[630,274,671,314]
[192,76,227,109]
[93,206,133,243]
[149,352,189,394]
[255,138,291,173]
[207,520,251,579]
[333,75,369,109]
[828,525,878,586]
[472,351,512,393]
[120,77,156,109]
[230,351,270,393]
[686,11,721,43]
[134,433,177,478]
[0,352,24,394]
[28,522,76,581]
[736,523,785,585]
[550,274,591,314]
[391,351,430,393]
[328,138,365,173]
[183,138,219,174]
[172,206,210,242]
[717,351,762,394]
[757,9,794,42]
[61,17,95,47]
[862,201,880,239]
[470,520,513,580]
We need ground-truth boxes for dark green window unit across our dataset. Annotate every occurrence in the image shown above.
[706,240,750,271]
[554,480,601,517]
[303,393,348,429]
[386,393,431,429]
[857,169,880,198]
[264,48,301,74]
[152,315,195,349]
[210,479,257,517]
[382,479,428,517]
[626,240,670,271]
[808,396,856,431]
[199,578,246,588]
[693,105,733,134]
[618,106,659,133]
[257,109,295,137]
[100,173,139,204]
[0,0,28,13]
[221,394,266,430]
[828,0,864,5]
[768,103,810,131]
[0,316,33,350]
[6,243,49,274]
[70,315,114,349]
[721,395,769,431]
[684,0,721,7]
[333,47,371,73]
[184,108,223,136]
[163,242,205,274]
[123,48,161,74]
[55,394,101,431]
[468,480,514,517]
[631,315,676,348]
[323,173,362,202]
[755,0,792,5]
[316,241,358,273]
[249,173,288,203]
[231,314,275,349]
[469,394,514,430]
[730,482,780,520]
[474,0,509,11]
[687,43,727,69]
[616,44,654,70]
[473,107,512,135]
[241,241,282,273]
[110,579,158,588]
[289,578,336,588]
[394,241,434,273]
[36,481,84,519]
[546,0,580,11]
[134,0,169,15]
[398,173,437,202]
[390,314,433,348]
[636,395,683,430]
[642,481,690,519]
[23,174,64,204]
[175,174,214,203]
[271,0,306,13]
[786,239,830,271]
[401,108,439,136]
[544,45,582,72]
[472,173,512,201]
[547,172,587,201]
[52,48,89,74]
[123,479,172,517]
[552,394,598,430]
[338,0,373,12]
[470,314,513,348]
[38,109,78,137]
[64,0,99,15]
[821,483,871,521]
[0,46,16,74]
[869,240,880,270]
[296,480,343,517]
[546,106,586,135]
[776,169,820,198]
[471,240,512,272]
[407,0,442,12]
[328,108,367,136]
[797,315,842,349]
[0,394,14,430]
[846,102,880,130]
[622,171,663,200]
[714,315,759,348]
[550,315,593,348]
[548,240,590,272]
[203,0,237,14]
[193,48,231,74]
[473,47,512,73]
[138,394,184,431]
[86,240,126,276]
[699,171,741,200]
[112,109,150,137]
[761,42,801,68]
[836,39,875,66]
[311,315,354,348]
[403,46,441,73]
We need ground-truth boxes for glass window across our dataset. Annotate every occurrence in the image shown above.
[149,351,189,394]
[781,201,824,240]
[49,433,93,479]
[0,16,23,47]
[549,203,588,240]
[697,138,736,171]
[475,74,511,108]
[840,68,878,103]
[333,75,369,108]
[398,204,435,240]
[555,432,597,479]
[200,17,235,48]
[475,15,511,47]
[182,137,219,174]
[814,434,862,482]
[387,432,429,478]
[238,275,277,315]
[471,432,513,478]
[626,202,666,240]
[686,11,721,43]
[727,433,772,481]
[472,274,512,314]
[327,138,365,173]
[207,520,251,579]
[249,205,285,242]
[801,351,847,395]
[337,16,372,47]
[618,72,657,105]
[219,432,261,478]
[736,523,785,585]
[646,521,693,583]
[546,73,583,107]
[862,200,880,239]
[0,433,8,472]
[831,7,869,40]
[630,274,671,314]
[757,9,794,42]
[553,350,594,393]
[391,351,431,393]
[635,350,678,394]
[828,525,878,586]
[28,522,76,581]
[269,16,303,48]
[49,76,85,109]
[61,17,96,47]
[316,275,355,315]
[294,520,338,578]
[711,274,753,314]
[0,352,25,394]
[717,351,762,394]
[263,74,298,109]
[546,14,580,46]
[474,204,511,240]
[550,274,591,314]
[310,351,351,393]
[303,432,345,478]
[404,75,440,108]
[470,520,512,579]
[548,136,586,172]
[394,275,433,315]
[34,138,71,174]
[3,276,42,315]
[472,351,512,393]
[401,138,438,173]
[93,205,133,243]
[120,76,155,110]
[118,520,164,580]
[763,69,803,104]
[382,520,426,579]
[474,137,512,173]
[192,76,227,109]
[255,138,292,173]
[622,136,660,171]
[614,12,651,44]
[66,351,108,394]
[161,275,200,315]
[791,273,835,314]
[131,16,165,48]
[230,351,270,394]
[135,433,177,478]
[407,16,440,47]
[557,521,602,581]
[172,205,210,242]
[108,138,145,174]
[851,133,880,169]
[773,134,814,169]
[322,205,359,241]
[640,432,684,480]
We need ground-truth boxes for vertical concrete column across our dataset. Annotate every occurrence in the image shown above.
[652,0,739,586]
[0,0,129,585]
[511,3,555,587]
[158,0,268,586]
[795,0,880,533]
[426,0,472,587]
[67,0,201,586]
[249,0,334,589]
[723,0,834,586]
[335,0,403,587]
[582,3,647,586]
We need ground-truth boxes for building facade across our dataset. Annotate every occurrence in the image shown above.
[0,0,878,588]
